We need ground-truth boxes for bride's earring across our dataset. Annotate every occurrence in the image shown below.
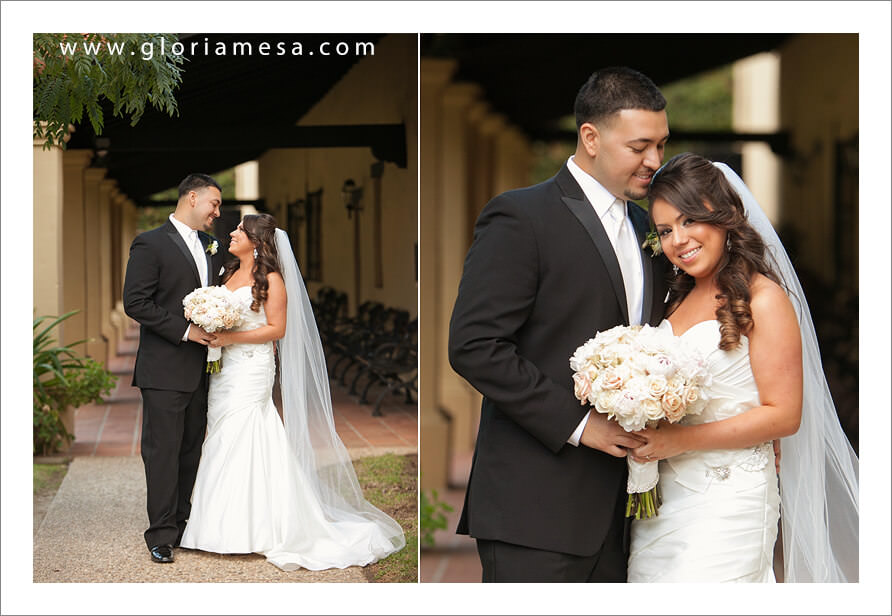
[673,264,679,275]
[726,236,732,252]
[253,248,258,259]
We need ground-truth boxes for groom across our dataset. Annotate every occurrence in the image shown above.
[449,67,671,582]
[123,173,226,563]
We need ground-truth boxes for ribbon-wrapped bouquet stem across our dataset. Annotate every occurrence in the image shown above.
[183,286,243,373]
[569,324,712,518]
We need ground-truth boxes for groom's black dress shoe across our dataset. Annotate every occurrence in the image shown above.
[149,544,174,563]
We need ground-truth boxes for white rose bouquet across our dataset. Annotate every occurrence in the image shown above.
[569,324,712,518]
[183,286,243,373]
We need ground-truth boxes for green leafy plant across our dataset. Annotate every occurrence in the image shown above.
[33,311,117,455]
[419,487,454,548]
[33,33,184,149]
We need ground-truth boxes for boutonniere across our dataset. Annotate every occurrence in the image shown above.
[641,228,662,257]
[206,239,218,255]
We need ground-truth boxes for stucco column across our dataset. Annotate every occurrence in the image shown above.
[33,132,68,323]
[438,83,484,467]
[474,113,508,224]
[118,195,138,329]
[465,101,491,236]
[60,149,94,348]
[110,192,123,306]
[733,52,781,225]
[83,168,108,361]
[234,161,260,200]
[500,126,532,195]
[34,131,70,450]
[98,180,118,361]
[419,58,456,491]
[109,191,133,346]
[483,114,515,197]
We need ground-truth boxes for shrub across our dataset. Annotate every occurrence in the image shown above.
[419,488,453,548]
[33,311,117,455]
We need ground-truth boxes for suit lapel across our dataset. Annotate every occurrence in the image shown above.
[555,165,629,324]
[628,204,655,325]
[165,221,202,286]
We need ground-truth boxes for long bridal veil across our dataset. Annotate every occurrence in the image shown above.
[715,163,859,582]
[273,228,406,557]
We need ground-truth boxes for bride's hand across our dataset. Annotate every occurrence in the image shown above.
[629,422,689,462]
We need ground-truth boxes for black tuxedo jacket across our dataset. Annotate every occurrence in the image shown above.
[123,220,226,392]
[449,163,670,556]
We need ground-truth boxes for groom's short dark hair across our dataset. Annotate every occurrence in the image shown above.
[574,67,666,130]
[177,173,222,199]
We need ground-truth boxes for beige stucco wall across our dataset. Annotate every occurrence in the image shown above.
[258,34,417,317]
[778,33,858,286]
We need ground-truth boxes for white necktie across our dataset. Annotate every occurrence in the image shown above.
[608,199,643,325]
[190,230,208,287]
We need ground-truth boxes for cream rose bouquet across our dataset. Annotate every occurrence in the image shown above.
[183,286,243,373]
[569,324,712,518]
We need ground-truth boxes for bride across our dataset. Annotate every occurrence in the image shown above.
[179,213,405,571]
[627,153,858,582]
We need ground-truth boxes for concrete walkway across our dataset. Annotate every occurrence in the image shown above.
[33,320,417,583]
[34,457,367,582]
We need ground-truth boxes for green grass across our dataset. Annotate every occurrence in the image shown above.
[353,453,418,583]
[33,463,68,495]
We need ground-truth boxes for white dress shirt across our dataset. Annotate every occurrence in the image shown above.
[169,214,207,341]
[564,156,645,446]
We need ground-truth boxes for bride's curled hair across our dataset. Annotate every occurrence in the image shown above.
[648,153,782,350]
[221,213,280,312]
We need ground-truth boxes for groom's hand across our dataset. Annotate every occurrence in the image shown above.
[579,412,646,457]
[187,325,216,346]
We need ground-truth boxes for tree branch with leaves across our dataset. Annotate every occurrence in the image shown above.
[33,33,185,149]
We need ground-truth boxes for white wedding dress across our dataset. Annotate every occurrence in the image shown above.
[180,285,401,571]
[628,319,780,583]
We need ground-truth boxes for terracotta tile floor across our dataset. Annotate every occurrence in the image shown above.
[419,487,481,583]
[71,321,417,458]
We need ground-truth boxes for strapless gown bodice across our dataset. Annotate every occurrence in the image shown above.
[227,285,267,330]
[219,285,274,359]
[657,319,774,492]
[628,319,779,583]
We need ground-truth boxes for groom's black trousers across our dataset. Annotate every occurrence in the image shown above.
[476,492,628,582]
[139,384,207,549]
